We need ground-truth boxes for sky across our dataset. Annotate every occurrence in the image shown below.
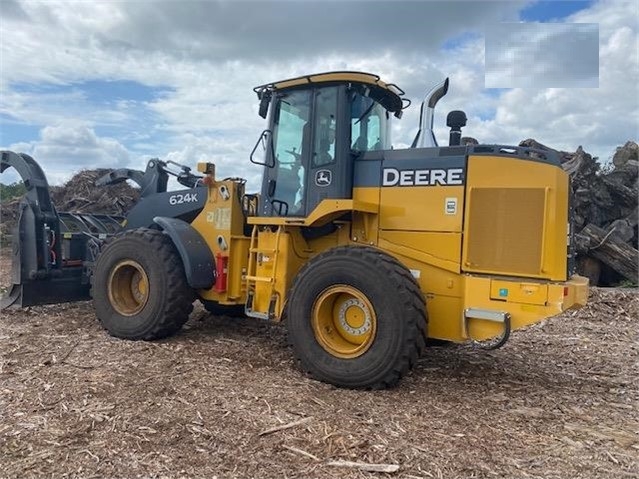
[0,0,637,189]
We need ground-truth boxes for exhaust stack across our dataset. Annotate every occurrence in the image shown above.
[411,78,449,148]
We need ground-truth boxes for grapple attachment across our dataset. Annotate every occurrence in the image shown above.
[1,151,123,309]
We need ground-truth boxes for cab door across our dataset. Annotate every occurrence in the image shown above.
[303,85,352,215]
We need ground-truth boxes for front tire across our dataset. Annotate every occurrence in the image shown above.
[286,246,427,389]
[92,228,194,340]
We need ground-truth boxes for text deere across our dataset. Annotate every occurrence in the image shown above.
[382,168,464,187]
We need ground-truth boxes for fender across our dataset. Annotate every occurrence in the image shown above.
[153,216,215,289]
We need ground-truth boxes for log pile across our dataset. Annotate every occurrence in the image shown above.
[519,139,638,285]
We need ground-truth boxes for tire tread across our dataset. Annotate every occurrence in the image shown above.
[93,228,194,340]
[287,245,428,389]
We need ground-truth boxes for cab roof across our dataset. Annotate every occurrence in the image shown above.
[254,71,409,116]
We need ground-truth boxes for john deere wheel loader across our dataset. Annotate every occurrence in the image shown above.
[1,71,588,389]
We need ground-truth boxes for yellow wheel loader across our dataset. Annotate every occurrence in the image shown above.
[2,72,588,389]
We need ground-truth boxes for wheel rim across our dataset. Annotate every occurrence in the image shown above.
[311,285,377,359]
[107,260,150,316]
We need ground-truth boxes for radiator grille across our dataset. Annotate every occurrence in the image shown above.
[466,188,546,275]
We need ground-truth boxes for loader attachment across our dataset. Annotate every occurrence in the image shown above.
[1,151,123,309]
[95,158,203,197]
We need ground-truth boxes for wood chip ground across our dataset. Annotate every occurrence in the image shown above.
[1,254,637,478]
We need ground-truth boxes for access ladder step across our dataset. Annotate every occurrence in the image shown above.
[249,247,277,254]
[244,292,278,321]
[245,275,274,283]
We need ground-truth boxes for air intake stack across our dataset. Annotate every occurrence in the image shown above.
[446,110,467,146]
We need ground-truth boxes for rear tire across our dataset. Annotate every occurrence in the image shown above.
[92,228,194,340]
[287,246,427,389]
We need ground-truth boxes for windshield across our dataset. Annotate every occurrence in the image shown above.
[350,92,390,152]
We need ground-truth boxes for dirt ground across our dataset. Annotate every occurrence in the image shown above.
[1,253,637,479]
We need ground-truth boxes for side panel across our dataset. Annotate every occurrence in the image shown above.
[379,187,464,231]
[125,187,207,229]
[381,253,464,340]
[462,155,569,281]
[352,149,468,340]
[378,231,461,272]
[353,149,467,233]
[190,181,250,303]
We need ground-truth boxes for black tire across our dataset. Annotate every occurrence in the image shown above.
[286,246,427,389]
[201,300,245,318]
[92,228,194,340]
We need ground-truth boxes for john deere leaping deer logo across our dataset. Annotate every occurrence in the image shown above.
[315,169,332,187]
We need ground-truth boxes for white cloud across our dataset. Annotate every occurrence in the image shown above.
[162,132,264,190]
[0,88,130,127]
[7,122,130,184]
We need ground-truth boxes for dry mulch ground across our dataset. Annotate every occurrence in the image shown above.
[0,254,637,479]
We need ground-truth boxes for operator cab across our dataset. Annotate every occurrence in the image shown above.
[251,72,406,217]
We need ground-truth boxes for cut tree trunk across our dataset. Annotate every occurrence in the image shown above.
[580,223,639,282]
[577,256,602,286]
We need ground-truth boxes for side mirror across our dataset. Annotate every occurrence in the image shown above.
[258,92,271,119]
[250,129,275,167]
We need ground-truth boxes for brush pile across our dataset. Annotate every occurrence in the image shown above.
[0,169,140,241]
[48,169,140,215]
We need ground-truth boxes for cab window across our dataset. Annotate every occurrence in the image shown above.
[312,87,338,167]
[350,92,390,152]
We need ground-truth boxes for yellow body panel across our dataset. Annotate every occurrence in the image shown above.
[490,280,548,305]
[191,179,250,304]
[378,231,461,273]
[379,186,464,232]
[462,155,569,281]
[381,253,464,340]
